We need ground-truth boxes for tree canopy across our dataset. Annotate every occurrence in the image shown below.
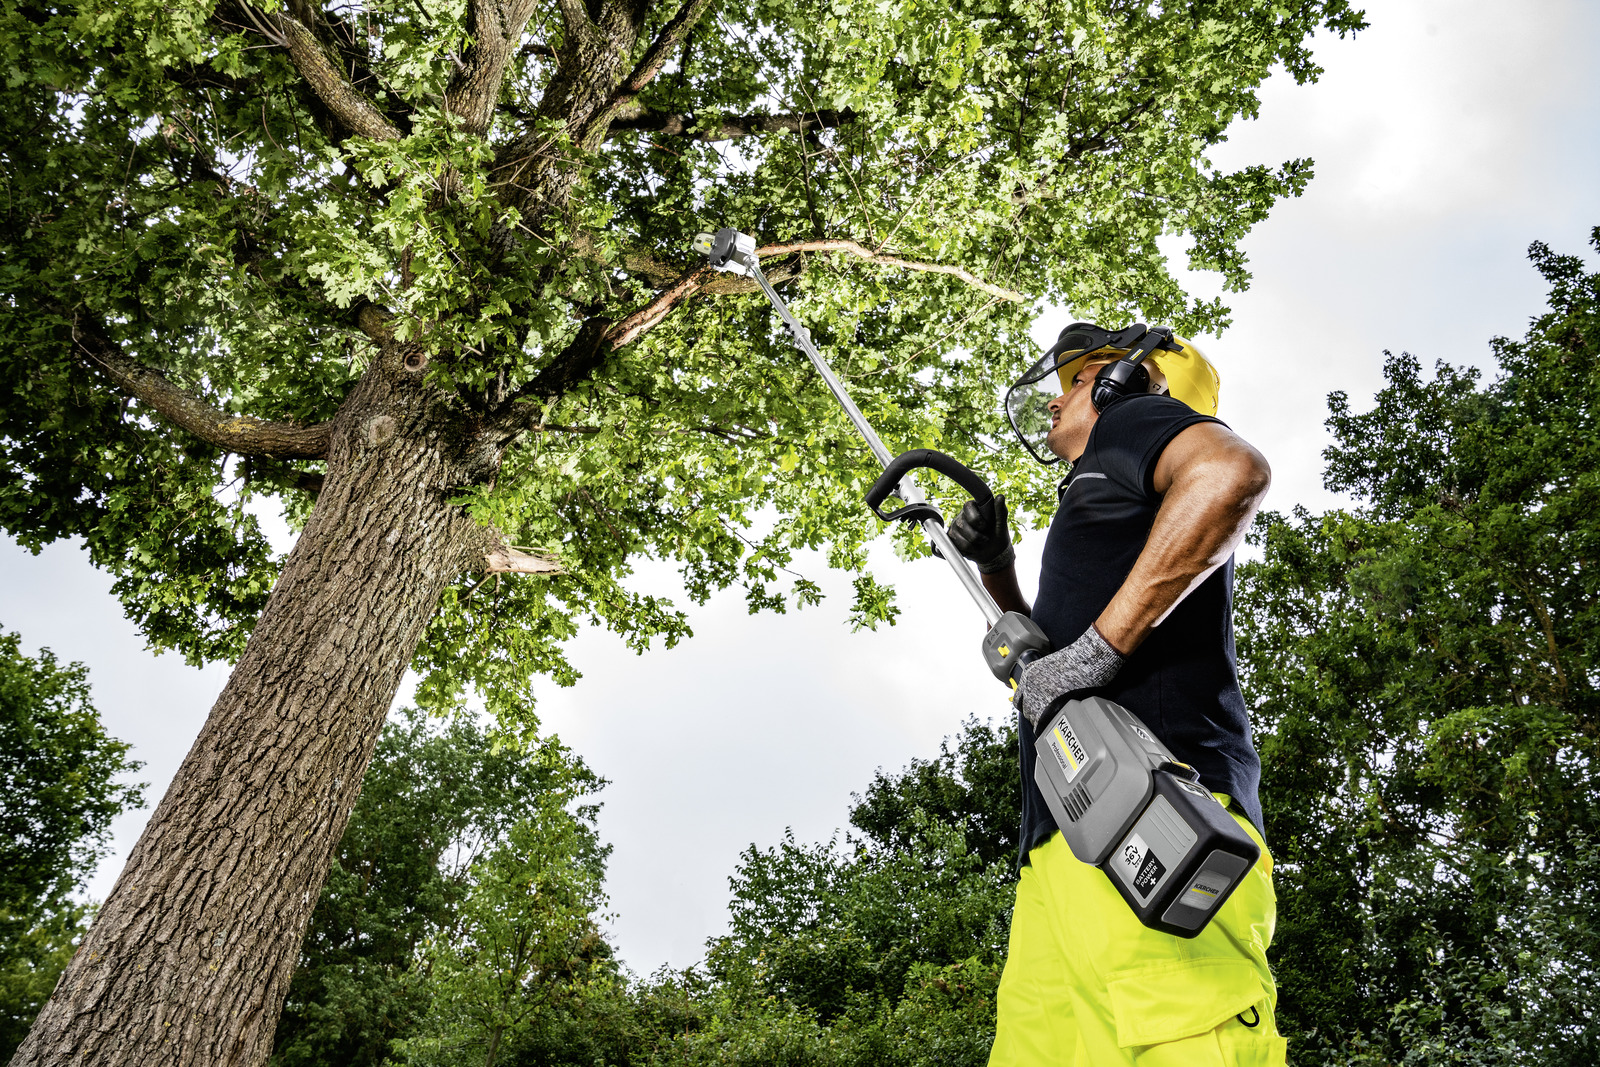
[1,0,1362,712]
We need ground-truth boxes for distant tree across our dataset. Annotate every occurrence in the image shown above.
[271,708,604,1067]
[1236,230,1600,1065]
[848,715,1018,869]
[0,905,92,1063]
[397,800,610,1067]
[0,630,143,1058]
[0,0,1363,1057]
[496,970,705,1067]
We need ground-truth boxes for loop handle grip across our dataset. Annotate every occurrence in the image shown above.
[865,448,994,524]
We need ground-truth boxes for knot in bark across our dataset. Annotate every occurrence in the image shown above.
[364,414,398,448]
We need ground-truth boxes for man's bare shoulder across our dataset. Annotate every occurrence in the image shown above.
[1150,421,1271,497]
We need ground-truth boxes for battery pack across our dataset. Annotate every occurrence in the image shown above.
[1033,696,1260,937]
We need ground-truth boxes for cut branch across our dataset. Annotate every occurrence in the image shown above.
[485,544,564,575]
[605,107,856,143]
[528,422,602,434]
[69,312,332,460]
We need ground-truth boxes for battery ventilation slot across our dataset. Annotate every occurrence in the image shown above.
[1061,781,1093,822]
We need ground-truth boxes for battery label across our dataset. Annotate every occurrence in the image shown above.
[1180,872,1228,909]
[1049,719,1087,783]
[1118,833,1167,900]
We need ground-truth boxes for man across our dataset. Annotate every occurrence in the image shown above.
[948,322,1284,1066]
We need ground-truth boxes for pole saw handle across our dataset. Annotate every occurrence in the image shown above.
[864,448,994,524]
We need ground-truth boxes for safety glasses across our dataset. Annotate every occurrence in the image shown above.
[1005,323,1177,464]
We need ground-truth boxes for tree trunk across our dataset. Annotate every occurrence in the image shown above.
[12,348,501,1067]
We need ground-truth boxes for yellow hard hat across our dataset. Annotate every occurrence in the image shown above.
[1005,323,1222,464]
[1052,332,1220,417]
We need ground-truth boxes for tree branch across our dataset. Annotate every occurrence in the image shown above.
[554,0,599,49]
[605,107,856,143]
[567,231,683,287]
[585,0,716,138]
[446,0,542,136]
[517,316,616,402]
[355,302,398,345]
[606,266,712,348]
[68,312,332,460]
[241,3,401,142]
[604,239,1022,350]
[758,239,1027,302]
[604,255,809,348]
[517,41,559,61]
[241,456,326,497]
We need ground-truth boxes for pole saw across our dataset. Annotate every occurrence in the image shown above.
[690,228,1259,937]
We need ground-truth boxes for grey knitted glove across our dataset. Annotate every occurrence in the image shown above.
[947,494,1016,574]
[1015,625,1126,728]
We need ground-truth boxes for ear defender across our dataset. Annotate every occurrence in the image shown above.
[1090,357,1152,412]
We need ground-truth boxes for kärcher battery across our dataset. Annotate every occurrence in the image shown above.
[1034,695,1260,937]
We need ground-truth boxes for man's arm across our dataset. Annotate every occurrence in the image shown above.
[1093,422,1271,655]
[979,565,1032,616]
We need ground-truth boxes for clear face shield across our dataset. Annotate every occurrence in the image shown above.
[1004,348,1085,465]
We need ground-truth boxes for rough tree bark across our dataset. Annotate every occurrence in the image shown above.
[11,344,514,1066]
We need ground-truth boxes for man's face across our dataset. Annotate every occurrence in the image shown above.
[1045,359,1115,462]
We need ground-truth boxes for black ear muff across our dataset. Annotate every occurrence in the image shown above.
[1090,358,1151,412]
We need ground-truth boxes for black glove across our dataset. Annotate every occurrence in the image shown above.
[1014,625,1126,728]
[947,494,1016,574]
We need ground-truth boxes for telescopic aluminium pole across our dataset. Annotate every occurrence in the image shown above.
[692,228,1003,627]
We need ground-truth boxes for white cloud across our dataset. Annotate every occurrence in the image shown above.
[1216,0,1594,224]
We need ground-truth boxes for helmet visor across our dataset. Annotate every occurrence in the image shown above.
[1004,348,1078,465]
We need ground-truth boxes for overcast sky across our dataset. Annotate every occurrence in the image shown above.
[4,0,1599,977]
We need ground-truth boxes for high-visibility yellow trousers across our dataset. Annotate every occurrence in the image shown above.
[989,798,1287,1067]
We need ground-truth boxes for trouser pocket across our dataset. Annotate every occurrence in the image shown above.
[1108,958,1269,1048]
